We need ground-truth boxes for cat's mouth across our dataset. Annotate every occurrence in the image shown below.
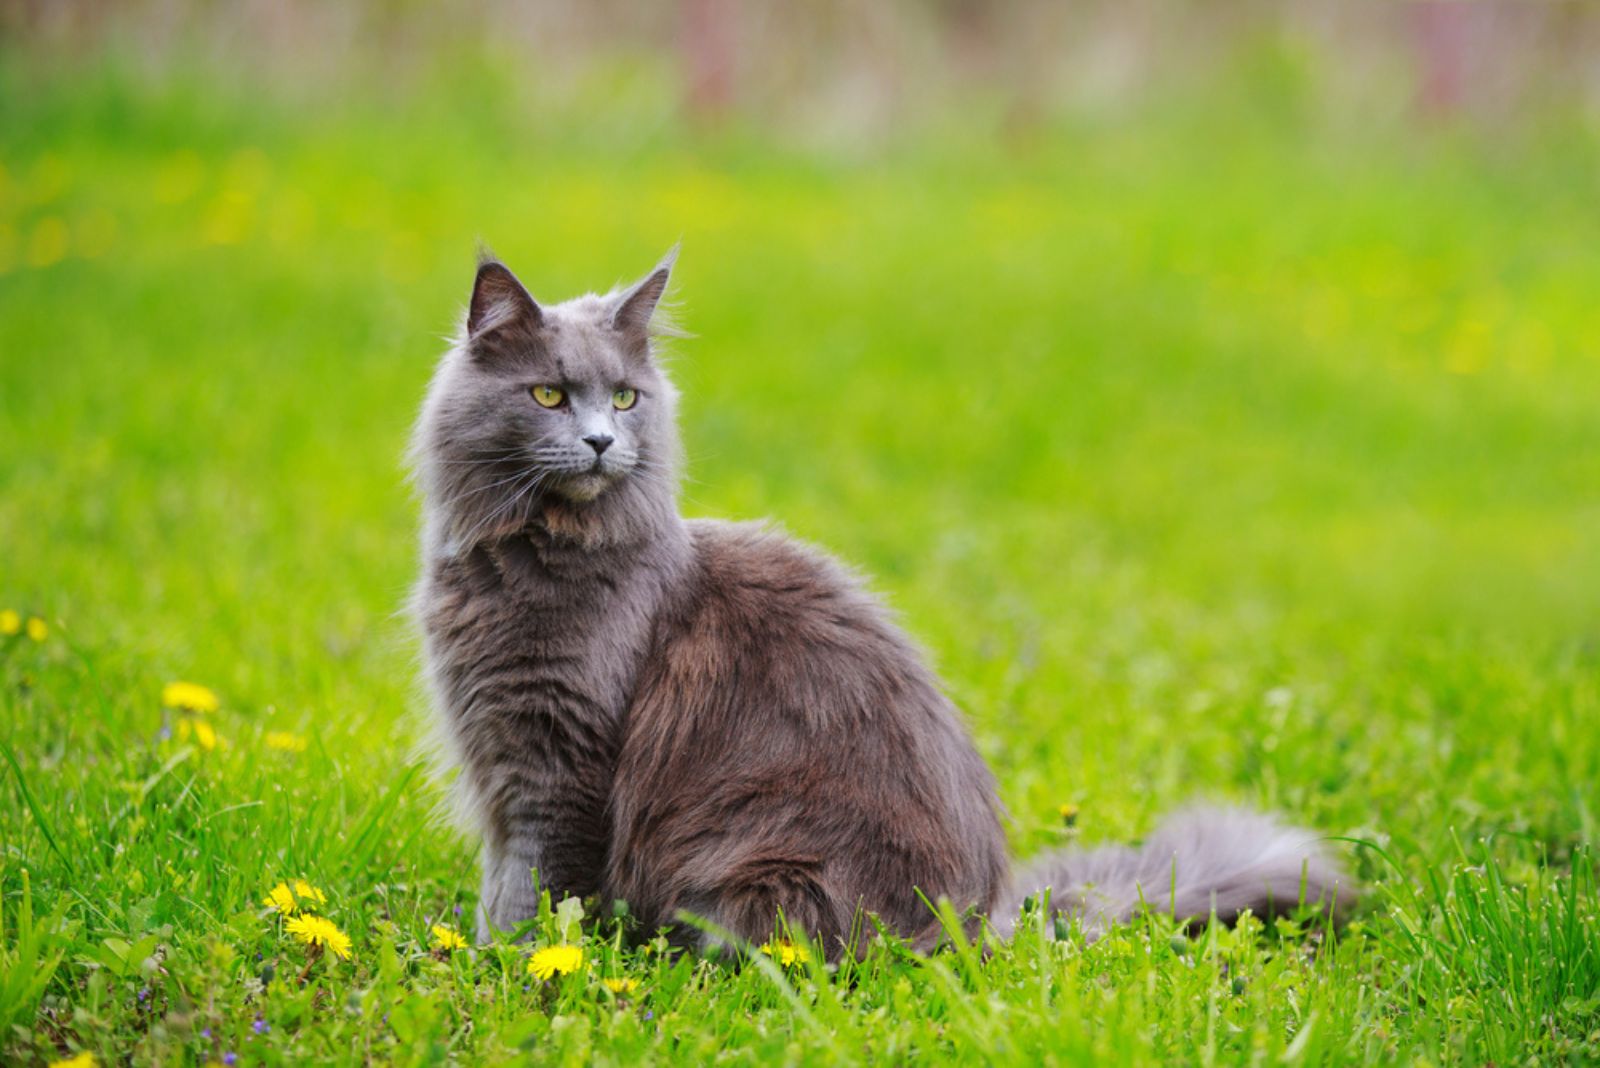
[554,466,621,503]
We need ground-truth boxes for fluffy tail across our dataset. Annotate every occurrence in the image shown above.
[990,807,1353,939]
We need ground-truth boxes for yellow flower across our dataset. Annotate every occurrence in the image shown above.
[0,609,19,635]
[264,879,328,914]
[286,913,352,960]
[1058,803,1079,825]
[265,731,308,753]
[162,680,219,713]
[49,1054,94,1068]
[26,617,48,642]
[759,939,810,967]
[430,924,468,951]
[175,716,219,751]
[602,977,638,995]
[527,944,584,980]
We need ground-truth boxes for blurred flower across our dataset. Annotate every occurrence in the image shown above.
[0,609,19,635]
[264,880,327,914]
[759,939,810,967]
[264,731,307,753]
[26,217,69,268]
[175,716,219,751]
[430,924,468,952]
[286,914,352,960]
[252,1017,269,1035]
[527,944,583,980]
[26,617,48,642]
[1058,803,1079,827]
[163,681,219,713]
[48,1054,94,1068]
[602,977,638,995]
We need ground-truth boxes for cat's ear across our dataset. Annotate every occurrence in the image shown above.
[610,245,678,339]
[467,256,543,341]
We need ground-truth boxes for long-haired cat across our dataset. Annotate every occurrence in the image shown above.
[411,250,1350,951]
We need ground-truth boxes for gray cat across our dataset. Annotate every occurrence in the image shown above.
[411,250,1351,951]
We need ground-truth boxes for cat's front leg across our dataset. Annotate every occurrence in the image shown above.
[477,834,544,941]
[475,796,609,941]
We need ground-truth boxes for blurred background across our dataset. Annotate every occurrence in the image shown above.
[3,1,1599,845]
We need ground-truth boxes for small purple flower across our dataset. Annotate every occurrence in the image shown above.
[253,1017,269,1034]
[138,988,149,1002]
[223,1054,238,1066]
[201,1028,212,1040]
[454,904,462,916]
[644,1010,654,1021]
[157,725,173,741]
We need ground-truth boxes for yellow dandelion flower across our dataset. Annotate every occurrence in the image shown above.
[527,944,584,980]
[176,716,219,751]
[430,924,468,951]
[48,1054,94,1068]
[759,939,810,967]
[286,913,352,960]
[265,730,308,753]
[26,617,48,642]
[602,977,638,994]
[264,879,328,914]
[0,609,19,635]
[162,680,219,713]
[1058,803,1079,825]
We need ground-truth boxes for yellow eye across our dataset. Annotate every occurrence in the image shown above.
[530,385,565,408]
[612,388,638,411]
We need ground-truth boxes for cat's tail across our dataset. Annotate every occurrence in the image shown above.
[989,806,1353,940]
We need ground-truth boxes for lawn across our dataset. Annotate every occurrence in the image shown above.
[3,54,1599,1065]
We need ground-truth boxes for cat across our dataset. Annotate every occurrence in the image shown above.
[411,249,1351,952]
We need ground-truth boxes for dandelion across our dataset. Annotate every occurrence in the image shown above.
[602,977,638,995]
[758,939,810,967]
[263,879,328,914]
[285,914,352,960]
[175,716,219,751]
[1058,803,1079,826]
[26,617,48,642]
[163,681,220,713]
[430,924,468,952]
[264,731,307,753]
[0,609,19,635]
[527,944,584,980]
[48,1054,94,1068]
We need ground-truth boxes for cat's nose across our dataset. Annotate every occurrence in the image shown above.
[583,433,614,456]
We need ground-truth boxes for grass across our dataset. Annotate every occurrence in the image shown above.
[3,52,1600,1065]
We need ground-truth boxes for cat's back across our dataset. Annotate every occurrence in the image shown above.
[679,517,904,689]
[607,518,1008,949]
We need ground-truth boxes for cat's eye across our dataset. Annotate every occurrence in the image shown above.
[612,388,638,411]
[530,385,565,408]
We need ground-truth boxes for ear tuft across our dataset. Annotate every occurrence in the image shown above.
[468,256,542,340]
[610,244,679,337]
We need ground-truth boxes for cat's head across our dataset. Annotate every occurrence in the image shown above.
[413,249,682,550]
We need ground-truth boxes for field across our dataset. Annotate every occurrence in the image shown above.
[3,52,1600,1065]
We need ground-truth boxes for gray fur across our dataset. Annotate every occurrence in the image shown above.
[410,251,1353,950]
[992,806,1351,940]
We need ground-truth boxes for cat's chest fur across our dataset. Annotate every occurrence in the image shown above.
[419,528,668,875]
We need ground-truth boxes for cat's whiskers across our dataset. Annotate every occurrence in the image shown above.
[453,467,548,548]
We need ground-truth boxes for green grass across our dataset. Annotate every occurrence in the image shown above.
[3,54,1600,1064]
